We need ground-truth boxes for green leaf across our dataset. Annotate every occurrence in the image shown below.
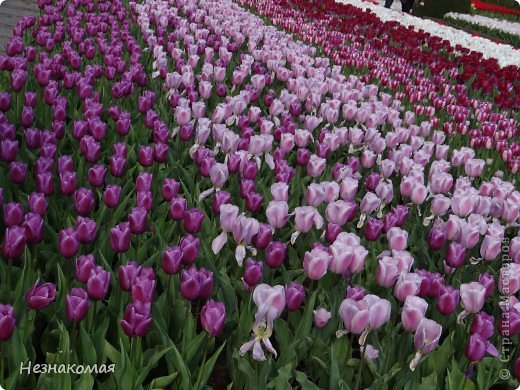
[80,322,97,365]
[294,292,316,341]
[295,371,321,390]
[194,341,226,390]
[75,373,95,390]
[135,346,173,386]
[149,372,179,389]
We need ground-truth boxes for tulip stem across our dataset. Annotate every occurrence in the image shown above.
[355,338,368,390]
[7,259,12,294]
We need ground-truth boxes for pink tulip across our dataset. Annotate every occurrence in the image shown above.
[402,296,428,332]
[304,247,331,280]
[313,308,332,328]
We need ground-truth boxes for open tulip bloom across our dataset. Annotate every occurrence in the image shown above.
[0,0,519,387]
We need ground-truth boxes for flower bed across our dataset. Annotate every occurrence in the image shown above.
[0,0,519,388]
[444,13,520,47]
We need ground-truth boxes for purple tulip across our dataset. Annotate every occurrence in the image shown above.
[66,288,89,322]
[478,273,495,299]
[58,227,80,258]
[445,242,466,268]
[179,234,199,265]
[180,267,201,301]
[243,258,263,287]
[169,197,187,220]
[120,301,152,338]
[428,225,447,250]
[2,225,27,259]
[87,164,107,188]
[162,178,180,201]
[135,172,153,192]
[285,282,305,311]
[162,246,183,275]
[436,285,460,315]
[265,241,286,269]
[199,268,214,300]
[0,93,11,112]
[23,212,44,244]
[28,192,47,216]
[129,207,148,235]
[87,266,110,301]
[119,261,140,291]
[183,208,205,234]
[75,254,96,283]
[74,188,95,216]
[59,171,77,196]
[364,218,384,241]
[25,281,56,310]
[200,300,226,337]
[465,334,498,362]
[4,202,24,227]
[9,161,26,184]
[470,312,495,339]
[212,191,231,214]
[250,223,271,250]
[110,155,126,177]
[110,222,131,253]
[75,216,97,244]
[104,185,121,208]
[346,285,365,301]
[0,304,15,341]
[131,278,156,304]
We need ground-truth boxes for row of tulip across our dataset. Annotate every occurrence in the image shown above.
[133,0,519,387]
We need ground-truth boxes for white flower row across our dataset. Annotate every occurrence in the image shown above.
[445,12,520,38]
[335,0,520,68]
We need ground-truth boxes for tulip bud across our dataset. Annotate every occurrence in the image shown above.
[162,178,180,201]
[4,202,24,227]
[162,246,184,275]
[364,218,384,241]
[243,258,263,287]
[129,207,148,235]
[87,266,110,301]
[265,241,286,268]
[183,208,205,234]
[285,282,305,311]
[180,234,199,265]
[304,248,331,280]
[313,308,332,328]
[212,191,231,214]
[180,267,201,301]
[477,273,495,299]
[0,304,16,341]
[58,227,80,258]
[25,281,56,310]
[110,222,131,253]
[445,241,466,268]
[118,261,140,291]
[470,311,495,339]
[120,301,152,338]
[103,185,121,208]
[169,197,187,220]
[28,192,47,216]
[74,188,95,216]
[66,288,89,322]
[427,226,447,250]
[402,296,428,332]
[200,300,226,337]
[436,285,459,315]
